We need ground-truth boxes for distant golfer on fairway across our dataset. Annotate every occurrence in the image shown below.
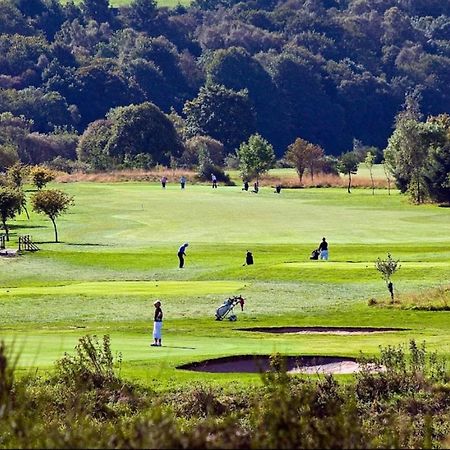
[151,300,163,347]
[319,237,329,260]
[243,250,254,266]
[178,242,189,268]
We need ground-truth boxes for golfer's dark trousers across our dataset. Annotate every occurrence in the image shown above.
[178,252,184,268]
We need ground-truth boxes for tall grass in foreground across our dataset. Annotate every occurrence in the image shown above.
[370,285,450,311]
[0,336,449,448]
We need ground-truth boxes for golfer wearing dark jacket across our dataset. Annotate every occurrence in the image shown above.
[319,237,328,260]
[178,242,189,268]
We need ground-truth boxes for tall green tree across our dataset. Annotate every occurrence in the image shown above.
[237,133,275,183]
[184,84,256,153]
[423,144,450,204]
[422,115,450,204]
[337,151,359,193]
[205,47,282,153]
[81,0,113,23]
[76,119,114,170]
[384,118,430,203]
[105,102,183,166]
[121,0,157,31]
[0,187,24,241]
[0,144,19,171]
[384,96,447,204]
[31,189,74,243]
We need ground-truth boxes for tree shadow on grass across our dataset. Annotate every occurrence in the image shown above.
[8,224,46,230]
[67,243,113,247]
[157,346,196,350]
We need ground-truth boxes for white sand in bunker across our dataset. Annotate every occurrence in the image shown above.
[177,355,383,375]
[236,326,409,334]
[289,361,363,374]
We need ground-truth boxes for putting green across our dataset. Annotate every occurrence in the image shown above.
[0,281,245,297]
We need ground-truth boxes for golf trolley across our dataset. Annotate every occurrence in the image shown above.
[215,295,245,321]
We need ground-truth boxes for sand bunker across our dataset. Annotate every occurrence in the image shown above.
[178,355,372,374]
[236,326,408,334]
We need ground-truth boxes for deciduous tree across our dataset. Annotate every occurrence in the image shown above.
[31,189,74,243]
[30,166,56,190]
[337,151,359,193]
[184,84,256,153]
[105,101,183,166]
[375,253,401,302]
[364,151,375,195]
[0,187,24,241]
[237,133,275,183]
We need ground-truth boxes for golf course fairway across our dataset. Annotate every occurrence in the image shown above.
[1,182,449,387]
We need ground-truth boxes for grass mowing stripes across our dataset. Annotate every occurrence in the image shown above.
[1,181,449,385]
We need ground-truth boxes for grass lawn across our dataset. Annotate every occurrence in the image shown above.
[1,181,449,387]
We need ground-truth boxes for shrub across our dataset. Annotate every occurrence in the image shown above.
[55,335,121,389]
[30,165,56,189]
[356,340,448,403]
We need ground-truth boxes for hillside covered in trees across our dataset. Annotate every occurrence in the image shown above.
[0,0,449,167]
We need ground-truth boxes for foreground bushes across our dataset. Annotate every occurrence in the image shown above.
[0,337,449,448]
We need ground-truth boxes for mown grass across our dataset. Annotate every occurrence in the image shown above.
[1,179,449,386]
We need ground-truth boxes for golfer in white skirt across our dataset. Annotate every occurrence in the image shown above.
[151,300,163,347]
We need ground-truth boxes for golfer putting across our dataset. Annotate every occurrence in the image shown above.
[151,300,163,347]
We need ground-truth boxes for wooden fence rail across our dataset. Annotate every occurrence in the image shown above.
[18,235,39,252]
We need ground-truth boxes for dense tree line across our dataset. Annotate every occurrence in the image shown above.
[0,0,449,179]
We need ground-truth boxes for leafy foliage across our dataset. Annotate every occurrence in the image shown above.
[184,83,256,153]
[1,337,449,448]
[237,133,275,182]
[0,0,449,170]
[0,186,24,240]
[30,165,55,189]
[31,188,74,242]
[337,151,360,193]
[285,137,324,183]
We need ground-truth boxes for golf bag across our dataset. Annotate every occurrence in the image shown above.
[215,295,245,321]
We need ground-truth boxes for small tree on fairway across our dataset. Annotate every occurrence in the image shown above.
[31,190,74,243]
[237,134,275,183]
[285,138,324,184]
[30,166,56,190]
[7,163,30,218]
[364,151,375,195]
[0,187,24,241]
[375,253,401,302]
[7,162,29,189]
[337,151,359,193]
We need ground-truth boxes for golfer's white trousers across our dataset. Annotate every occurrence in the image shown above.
[153,321,162,339]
